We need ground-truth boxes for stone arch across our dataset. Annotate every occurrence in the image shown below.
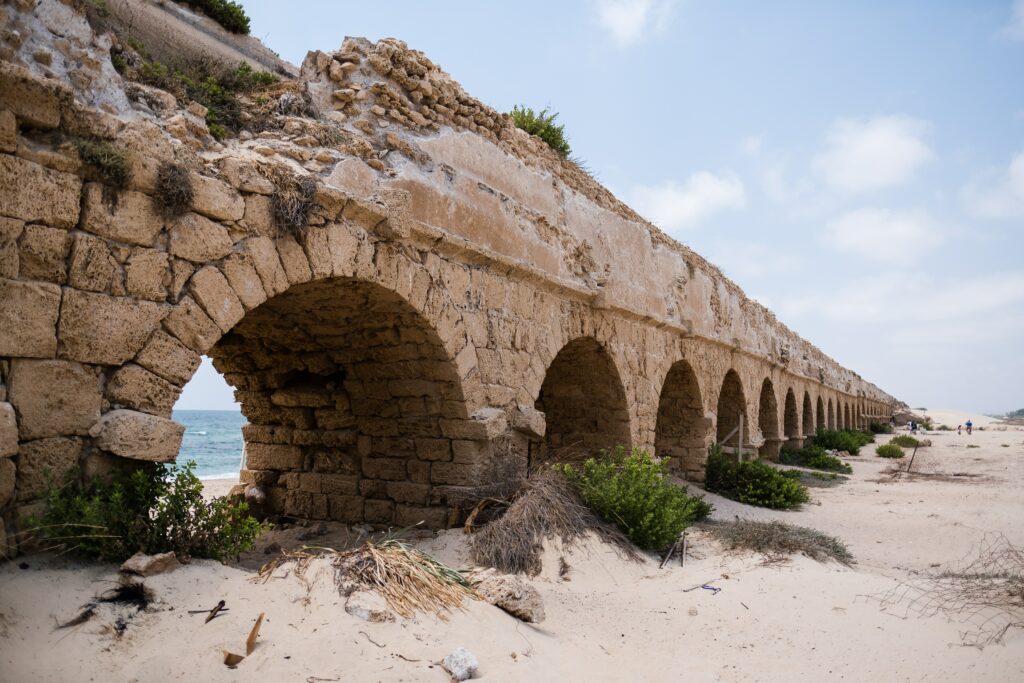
[715,369,748,453]
[784,388,800,448]
[844,403,852,431]
[758,378,782,460]
[208,275,477,527]
[816,395,826,431]
[827,398,835,430]
[535,337,631,458]
[654,359,708,479]
[802,391,814,438]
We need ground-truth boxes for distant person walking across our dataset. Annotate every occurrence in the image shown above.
[957,424,962,435]
[966,419,973,435]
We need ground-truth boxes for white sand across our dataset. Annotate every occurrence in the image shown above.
[1,425,1022,681]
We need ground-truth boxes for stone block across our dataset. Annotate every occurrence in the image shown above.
[430,461,481,486]
[0,216,22,278]
[163,295,222,353]
[240,237,289,296]
[440,409,507,441]
[68,233,116,292]
[324,492,364,523]
[17,224,68,283]
[88,409,185,462]
[189,173,245,222]
[245,443,304,471]
[513,403,546,438]
[219,158,274,194]
[320,473,359,495]
[58,289,166,365]
[221,253,266,310]
[15,437,82,501]
[271,387,332,408]
[0,62,63,128]
[8,359,101,439]
[0,156,80,229]
[0,109,15,153]
[190,266,245,332]
[361,456,407,481]
[168,213,233,262]
[363,498,395,524]
[106,364,180,416]
[0,402,17,458]
[242,194,275,235]
[415,438,452,461]
[134,330,200,386]
[452,440,489,465]
[386,481,430,505]
[239,469,279,487]
[125,249,170,302]
[276,233,312,285]
[80,183,164,246]
[393,504,447,529]
[0,278,60,357]
[0,457,14,507]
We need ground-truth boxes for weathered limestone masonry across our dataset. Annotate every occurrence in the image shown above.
[0,1,898,554]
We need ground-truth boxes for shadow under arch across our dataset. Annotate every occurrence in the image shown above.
[534,337,631,461]
[208,276,473,528]
[816,395,826,432]
[716,369,748,453]
[654,359,708,479]
[758,378,781,459]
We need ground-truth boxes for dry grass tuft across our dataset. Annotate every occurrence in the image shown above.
[74,138,131,189]
[255,539,475,620]
[705,518,854,565]
[469,468,640,575]
[154,162,194,218]
[258,165,316,231]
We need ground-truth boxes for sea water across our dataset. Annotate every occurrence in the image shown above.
[172,409,246,480]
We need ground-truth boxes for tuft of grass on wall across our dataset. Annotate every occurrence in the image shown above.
[510,105,571,158]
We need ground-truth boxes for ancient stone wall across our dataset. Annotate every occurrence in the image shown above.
[0,0,900,555]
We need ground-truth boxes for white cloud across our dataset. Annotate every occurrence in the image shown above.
[594,0,676,47]
[628,171,746,232]
[824,208,946,263]
[1002,0,1024,40]
[961,149,1024,219]
[705,240,800,281]
[813,116,934,193]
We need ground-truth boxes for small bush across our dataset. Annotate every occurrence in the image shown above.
[876,444,904,459]
[511,105,571,158]
[813,429,873,455]
[704,446,809,510]
[707,519,853,564]
[73,138,131,189]
[779,446,852,474]
[154,161,194,217]
[869,422,894,434]
[180,0,251,34]
[33,461,264,562]
[890,435,920,448]
[557,446,712,550]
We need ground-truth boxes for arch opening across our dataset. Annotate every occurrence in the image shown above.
[827,398,835,430]
[209,277,472,528]
[816,396,826,432]
[654,359,708,480]
[844,403,852,431]
[784,389,800,448]
[535,337,631,459]
[758,379,782,460]
[802,391,814,438]
[716,370,748,455]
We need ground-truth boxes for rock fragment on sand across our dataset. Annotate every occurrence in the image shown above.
[345,590,395,622]
[121,551,180,576]
[473,569,546,623]
[442,647,478,681]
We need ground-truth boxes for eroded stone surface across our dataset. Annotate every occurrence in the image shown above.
[8,360,100,439]
[0,279,60,357]
[58,290,166,365]
[89,410,185,462]
[15,437,82,501]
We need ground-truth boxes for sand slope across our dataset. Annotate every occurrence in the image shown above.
[1,425,1022,682]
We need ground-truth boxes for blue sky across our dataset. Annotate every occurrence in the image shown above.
[177,0,1024,414]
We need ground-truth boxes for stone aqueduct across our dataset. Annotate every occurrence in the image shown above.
[0,1,897,553]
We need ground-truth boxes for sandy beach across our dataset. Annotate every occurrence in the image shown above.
[1,409,1021,682]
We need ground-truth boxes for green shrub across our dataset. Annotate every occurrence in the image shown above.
[869,422,894,434]
[876,444,904,459]
[890,435,920,448]
[33,461,264,562]
[511,105,571,158]
[180,0,251,34]
[779,446,852,474]
[813,429,873,455]
[704,446,809,510]
[557,446,712,550]
[73,138,131,189]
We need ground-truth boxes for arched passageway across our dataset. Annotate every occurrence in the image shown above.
[213,277,471,527]
[827,399,835,430]
[535,337,631,458]
[816,396,826,432]
[716,370,748,455]
[784,388,801,448]
[758,379,782,460]
[844,404,852,431]
[655,360,709,480]
[802,391,814,438]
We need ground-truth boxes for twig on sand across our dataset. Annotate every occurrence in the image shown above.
[359,630,385,648]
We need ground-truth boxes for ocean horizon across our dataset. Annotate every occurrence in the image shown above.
[173,409,246,480]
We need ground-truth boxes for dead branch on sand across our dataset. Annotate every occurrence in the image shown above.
[873,532,1024,647]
